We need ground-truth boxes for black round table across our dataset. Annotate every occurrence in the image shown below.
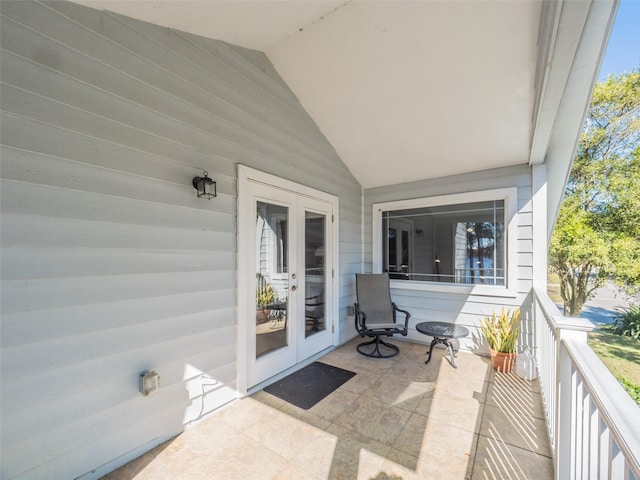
[416,321,469,368]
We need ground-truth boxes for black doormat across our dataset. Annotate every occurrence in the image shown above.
[263,362,356,410]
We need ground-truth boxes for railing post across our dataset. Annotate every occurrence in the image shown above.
[553,318,594,480]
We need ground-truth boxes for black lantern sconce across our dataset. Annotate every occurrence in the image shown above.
[192,171,216,199]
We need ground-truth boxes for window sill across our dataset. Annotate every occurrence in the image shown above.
[389,279,518,298]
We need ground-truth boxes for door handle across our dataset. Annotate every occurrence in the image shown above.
[290,285,297,291]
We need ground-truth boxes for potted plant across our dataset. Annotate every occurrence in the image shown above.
[256,281,275,324]
[480,307,520,373]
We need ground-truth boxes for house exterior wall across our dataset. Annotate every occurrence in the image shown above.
[363,164,536,350]
[0,1,361,479]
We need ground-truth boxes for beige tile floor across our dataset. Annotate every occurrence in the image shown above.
[102,339,554,479]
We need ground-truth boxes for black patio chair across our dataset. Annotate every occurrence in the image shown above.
[305,290,325,332]
[354,273,411,358]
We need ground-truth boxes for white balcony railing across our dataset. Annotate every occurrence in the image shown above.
[533,286,640,480]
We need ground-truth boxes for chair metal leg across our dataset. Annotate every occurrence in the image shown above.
[357,336,399,358]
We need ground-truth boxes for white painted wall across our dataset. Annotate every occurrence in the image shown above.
[0,2,361,479]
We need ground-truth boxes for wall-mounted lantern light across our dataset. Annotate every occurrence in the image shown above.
[192,171,216,199]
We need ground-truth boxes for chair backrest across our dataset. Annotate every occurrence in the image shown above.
[355,273,394,325]
[306,287,324,319]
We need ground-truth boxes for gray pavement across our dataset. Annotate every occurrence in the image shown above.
[555,282,636,326]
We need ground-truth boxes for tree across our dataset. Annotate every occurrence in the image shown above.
[549,69,640,316]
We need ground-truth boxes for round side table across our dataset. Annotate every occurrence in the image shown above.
[415,321,469,368]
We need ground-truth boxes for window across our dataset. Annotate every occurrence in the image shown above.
[373,188,517,295]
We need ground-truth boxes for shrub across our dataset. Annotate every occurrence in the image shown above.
[610,303,640,340]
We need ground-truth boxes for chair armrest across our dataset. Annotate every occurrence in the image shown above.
[354,303,368,335]
[305,294,324,307]
[392,303,411,328]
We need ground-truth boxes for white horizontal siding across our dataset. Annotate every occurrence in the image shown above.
[2,247,233,280]
[0,179,236,231]
[0,2,361,479]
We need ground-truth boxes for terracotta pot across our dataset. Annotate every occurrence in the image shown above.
[489,348,516,373]
[256,309,270,324]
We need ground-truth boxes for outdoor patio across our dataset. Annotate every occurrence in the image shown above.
[101,339,553,479]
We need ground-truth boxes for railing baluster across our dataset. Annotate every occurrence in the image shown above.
[581,385,590,479]
[599,418,610,479]
[574,367,582,479]
[588,400,598,479]
[611,441,623,478]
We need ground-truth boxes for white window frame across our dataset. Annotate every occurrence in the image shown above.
[372,187,518,297]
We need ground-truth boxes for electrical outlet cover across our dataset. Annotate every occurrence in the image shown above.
[139,371,160,396]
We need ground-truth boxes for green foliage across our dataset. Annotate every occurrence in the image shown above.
[480,308,520,353]
[550,69,640,316]
[549,207,610,315]
[610,303,640,340]
[256,282,275,310]
[618,377,640,405]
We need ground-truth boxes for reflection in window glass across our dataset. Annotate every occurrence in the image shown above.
[388,228,397,268]
[382,200,505,285]
[255,201,289,358]
[305,212,326,337]
[276,219,288,274]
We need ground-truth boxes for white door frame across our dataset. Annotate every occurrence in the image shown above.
[237,165,339,394]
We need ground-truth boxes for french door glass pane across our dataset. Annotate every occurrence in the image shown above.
[305,212,326,338]
[255,201,289,358]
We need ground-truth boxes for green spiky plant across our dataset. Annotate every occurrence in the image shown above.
[610,304,640,341]
[256,282,275,310]
[480,307,521,353]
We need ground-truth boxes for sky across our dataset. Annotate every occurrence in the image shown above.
[598,0,640,79]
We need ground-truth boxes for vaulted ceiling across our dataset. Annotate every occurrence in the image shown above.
[73,1,617,191]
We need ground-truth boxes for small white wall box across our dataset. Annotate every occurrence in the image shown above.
[139,370,160,396]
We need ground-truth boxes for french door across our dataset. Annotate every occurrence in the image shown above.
[238,166,337,391]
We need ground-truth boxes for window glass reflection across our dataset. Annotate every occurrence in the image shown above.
[382,200,505,285]
[305,212,326,337]
[255,201,289,358]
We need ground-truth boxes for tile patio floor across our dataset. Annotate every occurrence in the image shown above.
[102,339,554,479]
